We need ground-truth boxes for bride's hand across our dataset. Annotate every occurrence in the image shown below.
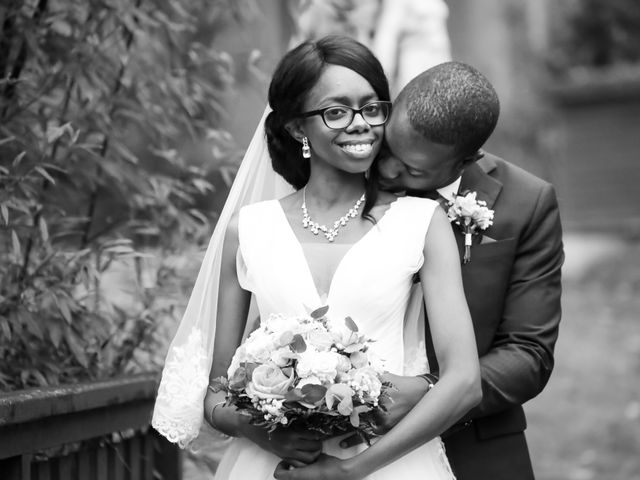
[273,454,361,480]
[374,373,429,433]
[339,373,429,449]
[238,421,324,467]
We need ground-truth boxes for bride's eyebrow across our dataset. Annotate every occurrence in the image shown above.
[320,93,378,106]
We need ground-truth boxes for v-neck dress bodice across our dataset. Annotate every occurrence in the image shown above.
[299,242,352,301]
[237,196,435,375]
[216,196,455,480]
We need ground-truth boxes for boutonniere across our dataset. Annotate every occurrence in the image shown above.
[445,190,494,264]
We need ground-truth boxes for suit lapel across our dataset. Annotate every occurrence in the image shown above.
[451,155,503,254]
[459,155,502,210]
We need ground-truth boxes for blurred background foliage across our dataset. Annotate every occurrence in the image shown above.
[547,0,640,74]
[0,0,252,391]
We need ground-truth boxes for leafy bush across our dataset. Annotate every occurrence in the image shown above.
[548,0,640,74]
[0,0,249,390]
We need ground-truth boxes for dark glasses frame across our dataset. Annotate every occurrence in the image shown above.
[299,100,392,129]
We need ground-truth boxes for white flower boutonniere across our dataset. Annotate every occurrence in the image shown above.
[446,190,494,264]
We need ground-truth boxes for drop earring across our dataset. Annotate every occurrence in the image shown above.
[302,137,311,159]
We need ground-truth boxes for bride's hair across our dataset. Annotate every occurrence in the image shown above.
[264,34,390,219]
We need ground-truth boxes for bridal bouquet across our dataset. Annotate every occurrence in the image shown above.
[209,306,391,441]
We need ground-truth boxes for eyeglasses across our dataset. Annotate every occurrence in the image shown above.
[300,101,392,130]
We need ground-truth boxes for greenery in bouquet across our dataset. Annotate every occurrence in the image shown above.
[209,306,393,444]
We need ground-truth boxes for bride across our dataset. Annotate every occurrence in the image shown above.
[152,35,480,480]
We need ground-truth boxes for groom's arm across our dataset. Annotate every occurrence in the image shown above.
[344,183,563,439]
[361,183,563,436]
[462,182,563,420]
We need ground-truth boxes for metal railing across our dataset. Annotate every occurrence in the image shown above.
[0,373,181,480]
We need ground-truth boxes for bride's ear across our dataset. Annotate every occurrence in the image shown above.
[284,120,305,144]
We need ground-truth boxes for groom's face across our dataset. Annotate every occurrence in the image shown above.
[378,107,462,194]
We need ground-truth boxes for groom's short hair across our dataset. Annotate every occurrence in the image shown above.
[397,61,500,159]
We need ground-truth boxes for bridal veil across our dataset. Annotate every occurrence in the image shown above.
[151,107,293,448]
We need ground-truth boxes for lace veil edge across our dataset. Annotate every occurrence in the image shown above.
[151,106,293,448]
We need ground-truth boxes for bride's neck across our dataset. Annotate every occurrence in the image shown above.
[304,173,366,208]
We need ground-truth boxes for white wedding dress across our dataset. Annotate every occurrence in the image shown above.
[213,196,455,480]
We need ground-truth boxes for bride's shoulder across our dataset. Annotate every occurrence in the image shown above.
[374,192,437,212]
[239,197,282,215]
[374,190,399,206]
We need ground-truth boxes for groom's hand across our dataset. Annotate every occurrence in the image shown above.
[274,454,353,480]
[340,373,429,448]
[238,420,324,467]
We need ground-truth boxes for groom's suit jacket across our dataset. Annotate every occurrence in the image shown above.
[432,153,564,480]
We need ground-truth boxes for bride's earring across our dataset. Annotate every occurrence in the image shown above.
[302,137,311,159]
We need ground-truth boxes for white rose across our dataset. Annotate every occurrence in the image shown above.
[350,351,369,369]
[296,350,340,382]
[270,346,296,367]
[336,354,352,373]
[246,363,294,400]
[306,328,334,351]
[329,322,367,353]
[244,333,278,364]
[264,313,304,335]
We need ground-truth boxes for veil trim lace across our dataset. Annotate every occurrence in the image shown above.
[151,106,293,448]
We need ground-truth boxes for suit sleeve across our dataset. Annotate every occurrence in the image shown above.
[465,183,564,419]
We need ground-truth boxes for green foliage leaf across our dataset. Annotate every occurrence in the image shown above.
[46,123,74,144]
[209,376,228,393]
[285,388,305,402]
[21,311,44,341]
[229,366,248,391]
[55,297,73,324]
[301,384,327,404]
[48,321,63,349]
[38,217,49,243]
[0,136,16,147]
[13,151,26,167]
[1,204,8,225]
[310,305,329,319]
[11,230,22,260]
[344,316,359,332]
[289,333,307,353]
[349,405,370,428]
[64,327,89,369]
[0,317,12,341]
[34,166,56,185]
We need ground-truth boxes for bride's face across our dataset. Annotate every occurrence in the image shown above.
[299,65,385,175]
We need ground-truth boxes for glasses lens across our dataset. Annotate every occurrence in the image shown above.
[319,102,391,129]
[323,106,352,129]
[362,102,389,126]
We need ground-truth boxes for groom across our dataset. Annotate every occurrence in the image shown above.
[374,61,564,479]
